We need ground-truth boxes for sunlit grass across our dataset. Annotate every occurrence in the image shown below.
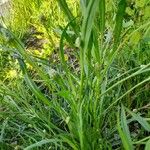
[0,0,150,149]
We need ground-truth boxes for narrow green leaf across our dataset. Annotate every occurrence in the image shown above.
[99,0,105,34]
[17,58,52,107]
[78,100,84,150]
[133,136,150,144]
[113,0,126,50]
[59,134,79,150]
[121,105,133,150]
[145,139,150,150]
[105,76,150,113]
[81,0,99,51]
[57,0,78,34]
[80,0,88,16]
[92,27,101,64]
[24,139,61,150]
[57,0,74,21]
[0,118,8,142]
[102,64,150,101]
[126,108,150,132]
[80,0,100,94]
[117,108,132,150]
[59,20,77,97]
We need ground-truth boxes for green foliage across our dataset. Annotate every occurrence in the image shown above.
[145,139,150,150]
[117,105,133,150]
[0,0,150,149]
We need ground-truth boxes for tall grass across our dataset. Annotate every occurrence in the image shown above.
[0,0,150,149]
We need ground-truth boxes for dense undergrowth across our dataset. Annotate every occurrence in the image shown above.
[0,0,150,149]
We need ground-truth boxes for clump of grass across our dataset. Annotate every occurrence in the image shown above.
[0,0,150,149]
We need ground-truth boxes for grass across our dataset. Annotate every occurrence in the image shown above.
[0,0,150,149]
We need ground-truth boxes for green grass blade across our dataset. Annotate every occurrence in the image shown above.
[59,134,79,150]
[57,0,78,34]
[80,0,100,95]
[105,76,150,113]
[17,57,52,107]
[99,0,105,34]
[80,0,88,16]
[120,105,133,149]
[117,108,132,150]
[0,118,8,142]
[78,100,84,150]
[59,20,77,97]
[133,136,150,145]
[81,0,99,51]
[101,64,150,97]
[57,0,74,21]
[113,0,126,50]
[126,108,150,132]
[24,139,62,150]
[92,27,101,64]
[145,139,150,150]
[99,0,105,57]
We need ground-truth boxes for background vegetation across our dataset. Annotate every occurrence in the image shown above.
[0,0,150,149]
